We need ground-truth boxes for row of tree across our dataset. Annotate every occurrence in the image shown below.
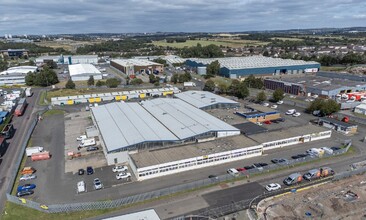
[306,99,340,115]
[171,72,192,84]
[25,67,59,86]
[180,43,224,58]
[203,79,250,99]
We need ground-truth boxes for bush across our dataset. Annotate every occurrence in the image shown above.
[272,88,284,102]
[65,79,75,89]
[96,80,105,87]
[87,76,95,86]
[25,67,59,87]
[106,78,121,88]
[130,78,143,85]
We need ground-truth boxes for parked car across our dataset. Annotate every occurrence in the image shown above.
[244,165,256,170]
[264,120,272,125]
[331,147,341,151]
[254,163,268,167]
[227,168,239,176]
[236,167,246,172]
[283,173,303,186]
[76,135,87,141]
[276,100,284,105]
[77,181,86,193]
[208,175,218,180]
[93,178,103,190]
[256,122,263,126]
[291,154,308,159]
[270,105,278,109]
[320,147,333,154]
[293,112,301,117]
[262,103,269,107]
[86,166,94,175]
[78,169,85,175]
[265,183,281,191]
[17,184,36,192]
[19,174,36,181]
[271,158,288,164]
[86,146,99,152]
[112,165,128,173]
[116,172,132,180]
[16,190,34,197]
[285,109,296,115]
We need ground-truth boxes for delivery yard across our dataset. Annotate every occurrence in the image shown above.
[257,174,366,219]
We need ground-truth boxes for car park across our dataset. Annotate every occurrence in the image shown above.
[116,172,132,180]
[270,105,278,109]
[93,178,103,190]
[86,166,94,175]
[78,169,85,175]
[19,174,36,181]
[17,184,36,192]
[112,165,128,173]
[265,183,281,192]
[16,190,34,197]
[293,112,301,117]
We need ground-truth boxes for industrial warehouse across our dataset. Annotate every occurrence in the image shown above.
[91,98,241,165]
[110,59,164,76]
[185,56,320,78]
[68,64,102,81]
[264,73,366,98]
[0,66,38,85]
[87,90,332,180]
[35,55,98,64]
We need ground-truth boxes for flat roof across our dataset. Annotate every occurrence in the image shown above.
[102,209,161,220]
[130,135,259,168]
[233,122,268,135]
[68,64,101,76]
[188,56,319,70]
[175,91,239,109]
[248,124,330,143]
[246,104,278,113]
[318,117,357,128]
[111,59,163,67]
[93,98,239,152]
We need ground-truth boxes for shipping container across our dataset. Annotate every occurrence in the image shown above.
[31,151,51,161]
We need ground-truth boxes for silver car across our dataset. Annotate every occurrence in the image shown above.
[20,174,36,181]
[93,178,103,190]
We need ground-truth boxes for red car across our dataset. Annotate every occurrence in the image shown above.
[264,120,272,125]
[236,168,246,172]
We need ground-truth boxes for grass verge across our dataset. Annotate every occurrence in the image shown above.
[3,146,355,219]
[38,91,47,106]
[42,110,65,117]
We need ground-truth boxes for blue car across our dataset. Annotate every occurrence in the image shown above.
[87,166,94,175]
[17,184,36,192]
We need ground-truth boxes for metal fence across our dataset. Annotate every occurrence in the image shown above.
[6,143,350,213]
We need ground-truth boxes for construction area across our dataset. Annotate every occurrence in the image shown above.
[257,174,366,219]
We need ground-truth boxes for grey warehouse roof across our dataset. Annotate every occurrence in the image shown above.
[188,56,319,70]
[175,91,239,109]
[92,98,239,152]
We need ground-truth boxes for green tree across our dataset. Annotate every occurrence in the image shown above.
[171,74,179,84]
[154,81,160,86]
[130,78,143,85]
[244,75,264,89]
[263,50,270,57]
[272,88,284,102]
[217,83,228,94]
[25,72,36,86]
[96,80,105,87]
[306,99,324,113]
[149,74,157,83]
[45,60,57,69]
[0,59,7,71]
[203,79,215,92]
[87,76,95,86]
[25,67,59,87]
[65,78,76,89]
[206,60,220,78]
[256,91,267,103]
[228,80,240,96]
[237,81,249,99]
[152,58,167,66]
[106,78,121,88]
[125,76,130,85]
[306,99,340,115]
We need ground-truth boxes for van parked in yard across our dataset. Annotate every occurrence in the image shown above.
[283,173,303,186]
[77,181,86,193]
[303,169,321,181]
[79,138,95,147]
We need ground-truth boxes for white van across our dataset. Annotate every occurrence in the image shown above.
[77,181,86,193]
[26,146,44,157]
[306,148,324,157]
[79,138,96,147]
[227,168,239,177]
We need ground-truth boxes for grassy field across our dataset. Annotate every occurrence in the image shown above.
[320,66,347,72]
[270,37,303,41]
[153,39,268,48]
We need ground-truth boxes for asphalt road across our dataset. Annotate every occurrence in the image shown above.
[0,89,41,213]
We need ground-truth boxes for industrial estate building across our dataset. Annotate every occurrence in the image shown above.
[68,64,102,81]
[51,87,181,105]
[185,56,320,79]
[317,117,358,135]
[264,73,366,98]
[355,104,366,115]
[91,98,241,165]
[35,55,98,64]
[235,104,281,123]
[0,66,38,85]
[174,91,240,110]
[0,49,29,59]
[110,59,164,76]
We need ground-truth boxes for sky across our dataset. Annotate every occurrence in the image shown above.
[1,0,365,35]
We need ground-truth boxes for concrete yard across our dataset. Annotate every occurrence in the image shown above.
[257,174,366,219]
[64,111,107,173]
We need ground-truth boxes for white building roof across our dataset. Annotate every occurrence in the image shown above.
[92,98,239,152]
[111,59,162,67]
[68,64,101,76]
[102,209,161,220]
[175,91,239,109]
[163,55,187,64]
[356,103,366,110]
[0,66,37,75]
[188,56,319,70]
